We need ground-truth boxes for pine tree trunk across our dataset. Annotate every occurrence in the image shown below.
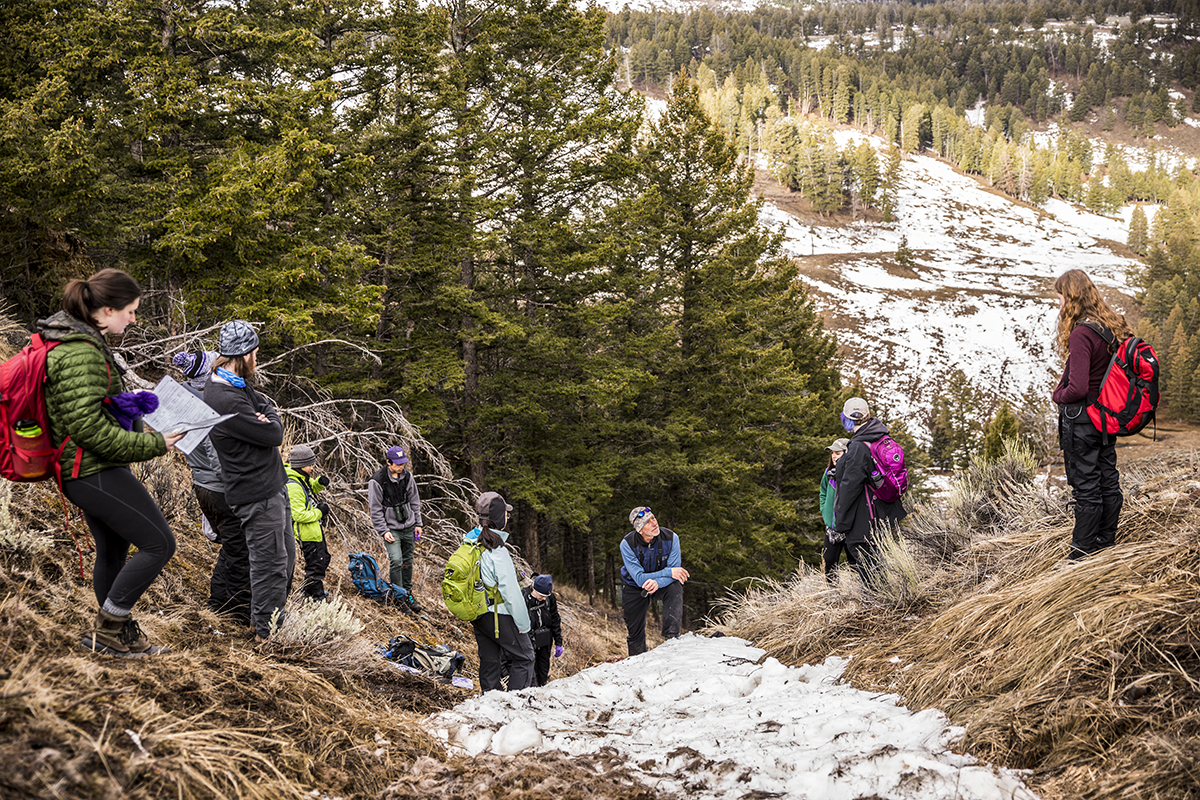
[586,532,595,604]
[521,501,539,572]
[605,552,616,609]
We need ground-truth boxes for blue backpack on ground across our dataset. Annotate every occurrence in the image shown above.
[348,552,411,609]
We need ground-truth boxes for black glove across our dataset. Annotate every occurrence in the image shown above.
[316,500,331,520]
[317,475,330,488]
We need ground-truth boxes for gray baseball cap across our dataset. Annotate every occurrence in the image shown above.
[476,491,513,528]
[842,397,870,421]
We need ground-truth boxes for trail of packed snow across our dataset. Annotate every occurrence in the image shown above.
[429,634,1037,800]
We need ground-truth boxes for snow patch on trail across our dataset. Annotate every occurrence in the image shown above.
[430,634,1037,800]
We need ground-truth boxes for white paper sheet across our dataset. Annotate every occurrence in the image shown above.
[141,376,233,455]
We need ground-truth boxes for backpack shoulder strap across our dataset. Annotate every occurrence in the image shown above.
[287,475,316,505]
[1079,320,1116,350]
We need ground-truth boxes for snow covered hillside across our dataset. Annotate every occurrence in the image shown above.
[431,634,1037,800]
[760,129,1146,434]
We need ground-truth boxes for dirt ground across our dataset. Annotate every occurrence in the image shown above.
[1109,415,1200,461]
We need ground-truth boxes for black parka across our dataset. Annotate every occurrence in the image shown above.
[203,375,285,506]
[832,417,907,543]
[521,585,562,648]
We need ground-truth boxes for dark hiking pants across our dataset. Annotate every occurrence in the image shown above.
[300,538,330,600]
[229,490,295,638]
[473,613,535,692]
[196,485,252,625]
[823,532,858,583]
[622,580,683,657]
[1061,409,1122,558]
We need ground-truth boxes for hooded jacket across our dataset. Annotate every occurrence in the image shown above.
[285,465,325,542]
[40,311,167,479]
[464,527,530,633]
[832,417,907,544]
[367,465,422,535]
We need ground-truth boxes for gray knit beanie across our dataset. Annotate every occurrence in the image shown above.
[219,320,259,357]
[289,444,317,469]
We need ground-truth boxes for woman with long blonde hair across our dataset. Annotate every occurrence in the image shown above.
[1051,269,1132,559]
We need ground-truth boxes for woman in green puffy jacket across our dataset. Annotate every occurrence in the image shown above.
[40,269,184,657]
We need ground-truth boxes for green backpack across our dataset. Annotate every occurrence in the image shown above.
[442,540,502,635]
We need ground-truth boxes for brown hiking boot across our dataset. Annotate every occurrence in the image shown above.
[80,610,145,658]
[121,618,170,655]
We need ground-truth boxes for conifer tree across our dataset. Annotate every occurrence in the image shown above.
[927,397,955,470]
[1167,323,1195,417]
[440,0,645,535]
[851,141,880,209]
[879,145,902,222]
[1128,205,1149,254]
[895,234,915,269]
[833,67,852,124]
[983,401,1019,462]
[606,73,839,607]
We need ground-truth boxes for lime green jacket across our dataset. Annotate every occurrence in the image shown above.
[40,311,167,480]
[285,465,325,542]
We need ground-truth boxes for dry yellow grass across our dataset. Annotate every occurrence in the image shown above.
[0,307,639,799]
[717,446,1200,800]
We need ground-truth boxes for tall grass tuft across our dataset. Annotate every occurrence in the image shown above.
[947,438,1044,535]
[0,482,51,561]
[266,596,364,654]
[870,530,926,609]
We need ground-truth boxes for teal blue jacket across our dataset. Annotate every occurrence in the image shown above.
[820,468,836,529]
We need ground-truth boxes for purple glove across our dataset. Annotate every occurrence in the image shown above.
[414,528,421,542]
[103,391,159,431]
[553,645,563,658]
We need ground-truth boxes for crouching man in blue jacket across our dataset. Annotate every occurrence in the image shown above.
[620,507,689,657]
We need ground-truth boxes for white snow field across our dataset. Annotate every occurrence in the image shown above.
[760,128,1145,430]
[431,634,1037,800]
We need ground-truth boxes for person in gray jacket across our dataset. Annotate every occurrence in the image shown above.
[204,321,295,642]
[173,349,252,627]
[367,445,423,611]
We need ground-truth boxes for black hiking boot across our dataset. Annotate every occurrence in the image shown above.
[404,593,422,614]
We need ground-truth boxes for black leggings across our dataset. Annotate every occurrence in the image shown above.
[63,466,176,614]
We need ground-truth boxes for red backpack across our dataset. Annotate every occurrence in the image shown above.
[1080,321,1160,439]
[0,334,70,484]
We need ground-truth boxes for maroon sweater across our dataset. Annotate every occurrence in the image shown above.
[1052,324,1110,406]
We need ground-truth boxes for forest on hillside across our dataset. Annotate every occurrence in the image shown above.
[0,0,849,618]
[3,0,1197,616]
[610,0,1200,431]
